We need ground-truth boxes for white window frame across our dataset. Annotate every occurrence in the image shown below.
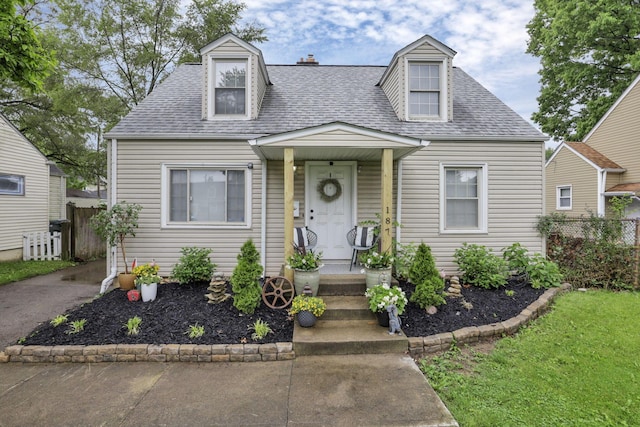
[161,163,252,229]
[439,163,488,234]
[207,54,251,120]
[0,173,25,195]
[556,185,572,210]
[405,57,448,121]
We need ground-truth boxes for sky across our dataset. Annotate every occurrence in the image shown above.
[239,0,542,131]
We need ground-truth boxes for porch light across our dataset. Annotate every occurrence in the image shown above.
[247,162,253,169]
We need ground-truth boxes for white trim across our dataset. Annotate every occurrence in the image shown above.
[556,185,572,210]
[583,73,640,142]
[207,55,251,120]
[439,163,488,234]
[404,57,448,122]
[161,163,252,229]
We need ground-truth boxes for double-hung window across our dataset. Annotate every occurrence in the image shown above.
[166,166,248,226]
[213,60,247,116]
[408,63,440,118]
[441,164,487,233]
[0,173,25,195]
[557,186,572,210]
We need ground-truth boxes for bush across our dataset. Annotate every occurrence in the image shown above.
[393,242,417,281]
[502,242,530,276]
[408,243,446,308]
[230,240,263,314]
[527,254,563,289]
[453,243,508,289]
[171,247,216,285]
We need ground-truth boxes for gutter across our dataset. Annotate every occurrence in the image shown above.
[101,139,119,293]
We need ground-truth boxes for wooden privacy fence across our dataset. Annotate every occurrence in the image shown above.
[66,203,105,261]
[23,231,62,261]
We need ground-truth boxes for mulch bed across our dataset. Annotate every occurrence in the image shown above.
[20,277,544,346]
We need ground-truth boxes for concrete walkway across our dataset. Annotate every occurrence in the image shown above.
[0,261,458,427]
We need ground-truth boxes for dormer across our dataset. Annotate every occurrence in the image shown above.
[378,35,456,122]
[200,34,270,120]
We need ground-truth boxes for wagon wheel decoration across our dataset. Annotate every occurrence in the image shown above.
[261,276,295,309]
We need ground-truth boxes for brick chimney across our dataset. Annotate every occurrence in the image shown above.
[296,54,319,65]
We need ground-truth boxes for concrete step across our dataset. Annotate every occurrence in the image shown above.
[319,275,366,296]
[293,319,408,356]
[322,295,371,320]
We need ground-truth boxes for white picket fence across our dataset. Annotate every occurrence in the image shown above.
[23,231,62,261]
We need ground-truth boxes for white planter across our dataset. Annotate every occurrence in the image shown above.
[364,267,392,289]
[293,267,322,296]
[141,283,158,302]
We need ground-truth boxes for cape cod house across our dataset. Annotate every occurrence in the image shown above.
[104,34,547,281]
[546,73,640,218]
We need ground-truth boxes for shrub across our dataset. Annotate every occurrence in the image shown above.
[230,240,263,314]
[527,254,563,289]
[171,247,216,285]
[453,243,508,289]
[408,243,446,309]
[249,319,273,341]
[502,242,530,276]
[393,242,417,281]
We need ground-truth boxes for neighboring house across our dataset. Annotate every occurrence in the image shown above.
[49,164,67,220]
[66,188,107,208]
[105,33,547,278]
[546,73,640,218]
[0,113,60,261]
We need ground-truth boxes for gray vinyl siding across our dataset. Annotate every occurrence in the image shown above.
[381,61,402,119]
[0,117,49,255]
[399,141,545,273]
[48,175,65,220]
[586,80,640,183]
[112,139,262,277]
[545,147,598,215]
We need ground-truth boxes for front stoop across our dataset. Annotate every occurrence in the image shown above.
[294,275,408,356]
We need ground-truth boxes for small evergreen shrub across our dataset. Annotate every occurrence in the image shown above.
[171,247,216,285]
[230,240,263,314]
[453,243,508,289]
[408,243,445,308]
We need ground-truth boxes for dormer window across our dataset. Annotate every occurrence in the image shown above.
[409,63,440,117]
[214,60,246,115]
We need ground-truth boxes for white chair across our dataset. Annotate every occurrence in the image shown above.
[346,226,378,270]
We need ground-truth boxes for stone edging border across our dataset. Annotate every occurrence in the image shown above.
[0,284,570,363]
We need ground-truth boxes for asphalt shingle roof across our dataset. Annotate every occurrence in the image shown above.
[565,142,624,170]
[107,63,546,141]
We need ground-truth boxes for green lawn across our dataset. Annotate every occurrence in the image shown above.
[0,260,75,286]
[421,291,640,427]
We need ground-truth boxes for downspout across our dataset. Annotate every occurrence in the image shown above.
[598,170,606,216]
[100,138,118,293]
[260,161,267,276]
[396,159,403,242]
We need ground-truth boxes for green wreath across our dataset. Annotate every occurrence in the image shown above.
[317,178,342,202]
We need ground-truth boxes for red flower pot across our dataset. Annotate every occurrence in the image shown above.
[127,289,141,302]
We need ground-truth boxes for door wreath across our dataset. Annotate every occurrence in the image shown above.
[317,178,342,202]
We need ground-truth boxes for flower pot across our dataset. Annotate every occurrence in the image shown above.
[118,273,136,291]
[375,310,389,327]
[141,283,158,302]
[293,267,321,296]
[364,267,392,289]
[296,310,317,327]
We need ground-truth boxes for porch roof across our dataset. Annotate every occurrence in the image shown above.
[248,122,428,160]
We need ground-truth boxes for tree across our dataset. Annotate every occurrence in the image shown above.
[230,239,263,314]
[408,243,445,309]
[0,0,55,91]
[527,0,640,141]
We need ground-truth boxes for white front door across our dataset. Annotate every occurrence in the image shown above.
[306,163,355,260]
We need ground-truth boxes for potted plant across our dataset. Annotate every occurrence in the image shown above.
[286,250,323,296]
[133,262,160,302]
[289,294,327,327]
[90,201,142,290]
[364,283,407,327]
[359,249,394,288]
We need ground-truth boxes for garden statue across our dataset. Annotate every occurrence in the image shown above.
[386,304,402,335]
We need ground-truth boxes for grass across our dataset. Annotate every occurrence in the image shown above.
[421,290,640,427]
[0,260,75,286]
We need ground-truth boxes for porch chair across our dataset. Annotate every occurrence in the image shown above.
[293,226,318,254]
[346,225,378,270]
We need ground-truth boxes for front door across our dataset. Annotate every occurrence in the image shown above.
[306,162,355,260]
